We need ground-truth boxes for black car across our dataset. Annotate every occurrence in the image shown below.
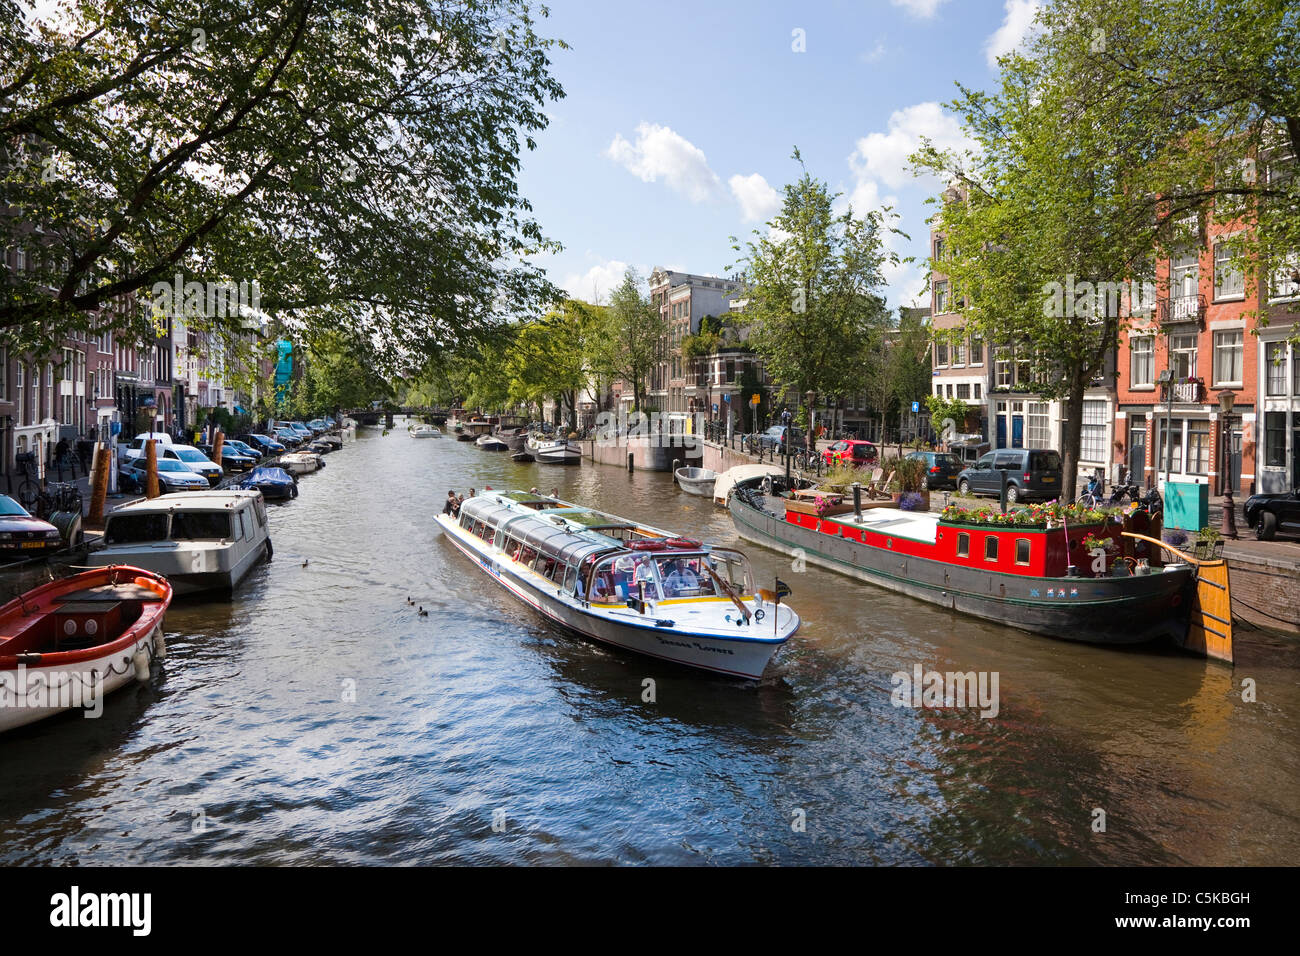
[906,450,963,490]
[957,448,1064,503]
[1244,487,1300,541]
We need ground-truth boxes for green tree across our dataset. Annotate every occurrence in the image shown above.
[730,150,900,428]
[505,300,594,430]
[592,268,660,413]
[0,0,566,365]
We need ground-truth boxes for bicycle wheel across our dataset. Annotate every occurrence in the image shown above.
[17,480,40,512]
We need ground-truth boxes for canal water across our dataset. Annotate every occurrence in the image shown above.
[1,422,1296,865]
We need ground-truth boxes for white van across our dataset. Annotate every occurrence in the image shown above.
[122,432,175,462]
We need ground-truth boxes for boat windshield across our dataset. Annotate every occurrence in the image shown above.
[171,511,233,540]
[105,513,169,544]
[706,549,754,597]
[589,553,663,602]
[654,555,717,598]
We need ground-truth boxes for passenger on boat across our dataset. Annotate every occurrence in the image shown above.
[633,555,661,600]
[443,490,458,515]
[661,559,700,596]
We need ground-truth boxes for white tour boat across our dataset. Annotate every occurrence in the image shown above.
[435,490,798,679]
[410,423,441,439]
[86,491,273,595]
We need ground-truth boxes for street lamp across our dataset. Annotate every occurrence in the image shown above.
[1218,390,1238,539]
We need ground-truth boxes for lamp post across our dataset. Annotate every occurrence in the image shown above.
[1218,390,1238,539]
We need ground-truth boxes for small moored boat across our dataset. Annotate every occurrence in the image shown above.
[476,434,509,451]
[436,490,798,679]
[0,566,172,733]
[675,466,717,496]
[86,491,273,596]
[526,434,582,465]
[280,452,323,475]
[237,465,298,501]
[410,424,440,439]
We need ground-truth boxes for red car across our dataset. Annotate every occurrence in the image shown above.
[821,439,879,467]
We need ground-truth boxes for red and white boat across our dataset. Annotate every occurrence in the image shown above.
[0,567,172,733]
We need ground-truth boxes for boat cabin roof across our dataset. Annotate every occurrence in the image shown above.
[107,490,263,514]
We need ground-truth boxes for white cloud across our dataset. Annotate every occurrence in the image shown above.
[848,101,974,192]
[985,0,1041,67]
[890,0,949,17]
[605,123,723,203]
[728,173,781,223]
[561,259,635,304]
[860,40,888,64]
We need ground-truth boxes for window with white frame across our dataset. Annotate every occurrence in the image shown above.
[1170,332,1198,379]
[1186,420,1210,475]
[995,347,1012,388]
[1027,402,1052,449]
[1130,335,1154,386]
[1171,251,1199,302]
[1271,252,1300,300]
[1080,400,1107,461]
[1265,341,1288,396]
[1213,241,1244,300]
[934,280,950,314]
[952,340,966,366]
[1212,330,1243,385]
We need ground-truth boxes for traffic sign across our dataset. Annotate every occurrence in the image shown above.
[750,394,760,405]
[911,401,920,413]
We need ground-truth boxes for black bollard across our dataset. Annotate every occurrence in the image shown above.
[853,481,862,519]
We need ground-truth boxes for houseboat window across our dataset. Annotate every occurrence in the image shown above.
[957,533,970,558]
[254,499,267,527]
[984,536,999,561]
[235,511,248,540]
[1015,538,1031,565]
[105,513,169,544]
[171,511,233,540]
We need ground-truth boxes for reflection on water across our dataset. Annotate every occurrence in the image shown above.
[0,420,1296,865]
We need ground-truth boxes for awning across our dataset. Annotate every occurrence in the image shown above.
[234,405,247,414]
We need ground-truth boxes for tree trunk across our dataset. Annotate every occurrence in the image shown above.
[1061,374,1087,502]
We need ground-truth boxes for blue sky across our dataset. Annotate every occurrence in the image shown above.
[520,0,1042,309]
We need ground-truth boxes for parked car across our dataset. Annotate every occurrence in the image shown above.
[307,419,330,433]
[274,428,304,448]
[239,433,287,455]
[222,438,264,462]
[0,494,64,560]
[822,439,879,467]
[949,438,992,469]
[755,425,806,453]
[122,431,175,462]
[119,458,211,494]
[1244,487,1300,541]
[160,445,224,485]
[957,448,1064,504]
[906,450,963,490]
[196,442,257,473]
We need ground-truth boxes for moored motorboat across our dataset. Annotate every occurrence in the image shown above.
[727,477,1198,648]
[85,491,273,596]
[0,566,172,732]
[476,434,509,451]
[436,490,798,679]
[280,451,323,475]
[675,466,717,496]
[237,465,298,500]
[511,451,535,463]
[410,423,440,439]
[526,434,581,465]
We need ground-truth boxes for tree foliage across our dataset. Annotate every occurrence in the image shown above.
[0,0,566,367]
[590,268,659,412]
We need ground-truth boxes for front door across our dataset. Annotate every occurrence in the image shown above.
[1129,425,1147,486]
[1011,416,1024,449]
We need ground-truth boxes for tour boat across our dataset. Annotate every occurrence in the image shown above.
[476,434,509,451]
[674,466,717,496]
[436,490,798,679]
[727,477,1197,646]
[86,491,273,595]
[526,434,582,465]
[410,424,440,439]
[0,566,172,733]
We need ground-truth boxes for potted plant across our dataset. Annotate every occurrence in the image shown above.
[885,456,930,511]
[1194,526,1224,559]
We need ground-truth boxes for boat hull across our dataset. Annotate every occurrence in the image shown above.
[0,567,171,732]
[675,467,716,496]
[729,493,1193,646]
[436,515,789,679]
